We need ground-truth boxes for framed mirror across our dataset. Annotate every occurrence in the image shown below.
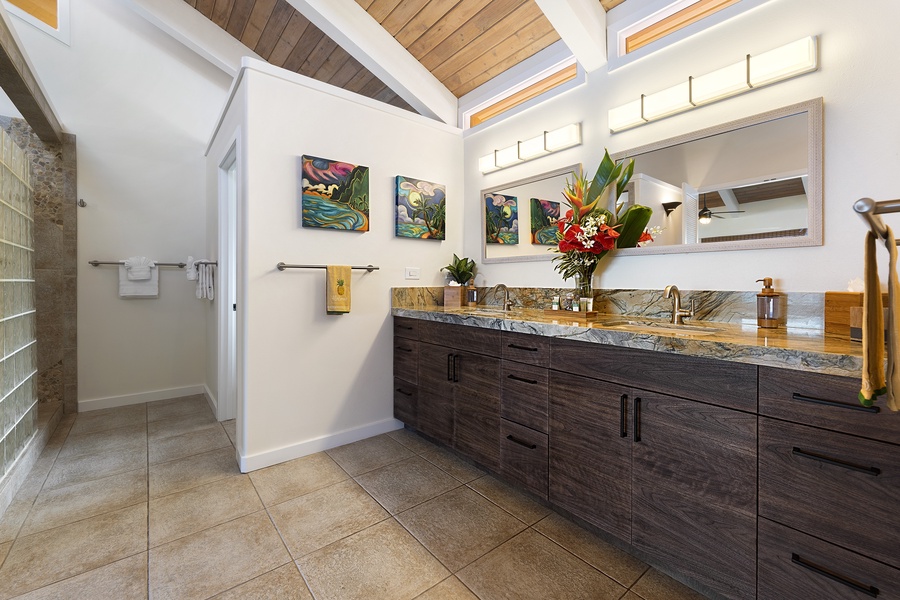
[613,98,823,255]
[481,164,580,264]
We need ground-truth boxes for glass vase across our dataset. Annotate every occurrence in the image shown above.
[575,266,596,312]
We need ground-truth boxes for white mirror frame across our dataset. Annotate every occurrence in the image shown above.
[481,164,581,264]
[613,97,823,255]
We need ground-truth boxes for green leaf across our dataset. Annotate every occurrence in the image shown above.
[615,205,652,248]
[585,151,622,206]
[616,159,635,201]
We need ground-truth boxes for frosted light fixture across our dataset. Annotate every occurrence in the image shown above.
[478,123,583,173]
[608,36,818,132]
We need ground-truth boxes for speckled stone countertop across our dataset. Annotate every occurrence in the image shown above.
[391,306,864,379]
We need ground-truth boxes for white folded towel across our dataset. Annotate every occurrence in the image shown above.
[197,263,215,300]
[119,264,158,298]
[186,256,199,281]
[124,256,155,281]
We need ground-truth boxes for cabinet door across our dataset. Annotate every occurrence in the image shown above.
[631,391,757,600]
[417,342,455,445]
[453,351,501,471]
[549,371,633,541]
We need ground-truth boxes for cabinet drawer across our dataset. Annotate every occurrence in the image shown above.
[394,339,418,385]
[502,331,550,367]
[501,362,548,433]
[551,338,757,412]
[759,366,900,445]
[394,317,420,340]
[420,321,501,356]
[393,378,417,427]
[759,417,900,567]
[759,517,900,600]
[500,419,548,499]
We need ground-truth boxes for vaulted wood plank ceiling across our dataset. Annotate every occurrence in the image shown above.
[184,0,627,115]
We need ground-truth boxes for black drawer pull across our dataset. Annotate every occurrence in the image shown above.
[447,353,453,381]
[398,324,414,330]
[792,447,881,476]
[508,343,538,352]
[395,388,413,397]
[507,374,538,385]
[791,553,879,597]
[396,345,413,353]
[633,397,641,442]
[506,434,537,449]
[792,393,880,413]
[620,394,628,438]
[453,354,460,383]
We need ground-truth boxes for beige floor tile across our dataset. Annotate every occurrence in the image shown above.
[325,434,413,476]
[397,486,527,571]
[147,395,210,422]
[388,427,436,454]
[0,498,31,543]
[356,456,461,514]
[149,510,291,600]
[415,576,479,600]
[149,446,239,499]
[533,512,649,587]
[630,567,708,600]
[67,404,147,437]
[222,419,237,447]
[420,446,485,483]
[457,529,626,600]
[212,563,312,599]
[0,503,147,599]
[269,479,388,558]
[0,541,9,569]
[43,444,147,491]
[622,592,645,600]
[467,475,551,525]
[150,475,263,547]
[147,409,218,443]
[11,553,148,600]
[20,468,147,537]
[297,518,448,600]
[57,423,147,460]
[249,452,348,506]
[148,422,231,465]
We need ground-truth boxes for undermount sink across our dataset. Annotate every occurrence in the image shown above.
[598,318,722,335]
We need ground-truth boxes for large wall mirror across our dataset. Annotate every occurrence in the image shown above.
[481,164,580,264]
[614,97,823,255]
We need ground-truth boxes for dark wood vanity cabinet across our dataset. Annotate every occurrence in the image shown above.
[393,318,419,428]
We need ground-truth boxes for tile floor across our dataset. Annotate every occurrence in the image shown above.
[0,396,709,599]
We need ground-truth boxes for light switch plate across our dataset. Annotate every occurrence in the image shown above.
[404,267,421,280]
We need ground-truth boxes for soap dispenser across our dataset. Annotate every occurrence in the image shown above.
[756,278,781,328]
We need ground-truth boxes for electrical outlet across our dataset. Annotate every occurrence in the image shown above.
[404,267,421,280]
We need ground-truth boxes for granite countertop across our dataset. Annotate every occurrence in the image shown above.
[391,306,864,379]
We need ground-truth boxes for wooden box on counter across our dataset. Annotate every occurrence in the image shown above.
[824,291,887,337]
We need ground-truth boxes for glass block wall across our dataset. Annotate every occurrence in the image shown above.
[0,127,36,480]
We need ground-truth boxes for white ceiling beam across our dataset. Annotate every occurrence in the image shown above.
[124,0,262,78]
[285,0,457,125]
[534,0,607,72]
[719,188,740,211]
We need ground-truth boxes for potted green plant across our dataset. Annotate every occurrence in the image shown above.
[442,254,476,307]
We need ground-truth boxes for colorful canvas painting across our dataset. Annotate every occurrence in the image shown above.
[485,193,519,245]
[530,198,560,245]
[395,176,446,240]
[302,155,369,231]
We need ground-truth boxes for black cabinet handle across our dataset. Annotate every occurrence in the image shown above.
[395,388,413,397]
[792,447,881,476]
[791,553,879,598]
[792,393,879,413]
[620,394,628,438]
[507,374,538,385]
[453,354,460,382]
[633,397,641,442]
[396,345,413,353]
[447,354,453,381]
[506,434,537,449]
[398,324,413,330]
[508,343,538,352]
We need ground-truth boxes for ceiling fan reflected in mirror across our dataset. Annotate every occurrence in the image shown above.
[698,193,745,224]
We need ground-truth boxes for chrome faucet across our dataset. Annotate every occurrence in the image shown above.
[664,285,694,325]
[492,283,512,311]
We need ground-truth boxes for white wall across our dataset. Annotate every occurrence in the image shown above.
[8,0,232,408]
[218,64,463,470]
[464,0,900,293]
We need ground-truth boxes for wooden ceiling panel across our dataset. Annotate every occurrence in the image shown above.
[210,0,232,29]
[267,12,312,66]
[253,1,294,59]
[380,0,431,36]
[404,0,495,58]
[225,0,255,37]
[600,0,627,10]
[393,0,457,49]
[239,0,277,49]
[281,25,325,72]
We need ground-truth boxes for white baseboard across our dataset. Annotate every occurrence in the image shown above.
[238,418,404,472]
[78,385,207,412]
[203,384,217,417]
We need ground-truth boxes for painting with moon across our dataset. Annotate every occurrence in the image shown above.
[301,155,369,231]
[485,193,518,245]
[395,176,446,240]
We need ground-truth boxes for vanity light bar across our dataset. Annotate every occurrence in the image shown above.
[609,36,818,132]
[478,123,583,173]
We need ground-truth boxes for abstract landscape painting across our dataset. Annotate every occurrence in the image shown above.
[485,193,518,244]
[530,198,560,245]
[395,176,446,240]
[302,155,369,231]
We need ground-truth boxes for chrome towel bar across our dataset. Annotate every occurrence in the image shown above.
[854,197,900,240]
[89,260,186,268]
[276,262,379,273]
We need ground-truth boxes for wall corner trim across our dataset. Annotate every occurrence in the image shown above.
[78,385,207,412]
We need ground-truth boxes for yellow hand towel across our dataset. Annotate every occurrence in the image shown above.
[885,228,900,411]
[326,265,351,314]
[860,231,887,406]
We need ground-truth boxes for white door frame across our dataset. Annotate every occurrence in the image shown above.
[216,141,240,422]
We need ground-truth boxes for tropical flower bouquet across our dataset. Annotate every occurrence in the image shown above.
[553,151,655,298]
